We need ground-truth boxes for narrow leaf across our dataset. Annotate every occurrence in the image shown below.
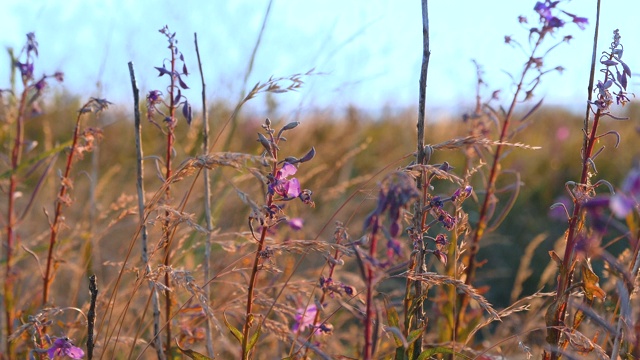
[176,340,212,360]
[223,312,243,344]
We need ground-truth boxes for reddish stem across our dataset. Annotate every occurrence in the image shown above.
[42,103,86,305]
[163,42,177,357]
[242,132,279,359]
[5,77,29,355]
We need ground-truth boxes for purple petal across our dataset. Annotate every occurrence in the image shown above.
[288,218,304,230]
[176,74,189,89]
[182,101,192,125]
[154,66,172,77]
[286,178,301,198]
[610,194,635,218]
[66,346,85,359]
[279,163,297,178]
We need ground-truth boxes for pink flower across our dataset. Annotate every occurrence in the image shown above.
[271,163,301,199]
[288,217,304,230]
[292,305,317,332]
[47,337,84,359]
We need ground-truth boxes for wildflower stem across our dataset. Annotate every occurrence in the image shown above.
[42,100,89,305]
[242,204,271,360]
[242,142,278,359]
[162,37,178,357]
[363,230,378,360]
[459,35,543,338]
[4,66,30,356]
[302,225,347,358]
[547,7,605,357]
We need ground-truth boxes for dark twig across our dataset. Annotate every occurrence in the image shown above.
[128,61,165,360]
[87,275,98,360]
[406,0,430,357]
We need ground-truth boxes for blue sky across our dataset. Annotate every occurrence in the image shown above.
[1,1,638,118]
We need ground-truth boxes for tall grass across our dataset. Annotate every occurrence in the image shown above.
[1,1,638,359]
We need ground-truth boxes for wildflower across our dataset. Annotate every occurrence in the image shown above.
[610,167,640,218]
[288,217,304,230]
[292,305,318,332]
[47,337,84,359]
[270,162,301,199]
[26,32,39,56]
[571,16,588,30]
[533,2,553,20]
[15,61,34,79]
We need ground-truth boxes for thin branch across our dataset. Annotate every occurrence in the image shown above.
[127,61,165,360]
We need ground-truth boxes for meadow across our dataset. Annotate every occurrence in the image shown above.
[1,1,639,359]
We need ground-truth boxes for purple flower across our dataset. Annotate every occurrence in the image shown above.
[292,305,318,332]
[610,194,635,218]
[534,2,553,19]
[15,61,34,79]
[610,167,640,218]
[547,16,565,29]
[54,71,64,82]
[288,217,304,230]
[572,16,588,30]
[270,163,301,199]
[47,337,84,359]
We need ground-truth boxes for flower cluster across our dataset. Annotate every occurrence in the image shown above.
[146,25,192,127]
[533,1,588,32]
[590,30,633,111]
[291,305,333,335]
[424,185,473,231]
[46,337,84,359]
[11,33,64,103]
[319,275,355,298]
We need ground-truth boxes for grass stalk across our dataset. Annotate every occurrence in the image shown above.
[406,0,430,356]
[128,61,165,360]
[194,32,216,357]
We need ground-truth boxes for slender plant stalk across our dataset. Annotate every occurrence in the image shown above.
[241,123,282,359]
[242,195,274,360]
[87,275,98,360]
[4,61,30,356]
[405,1,430,357]
[162,38,178,357]
[194,32,216,357]
[42,98,93,305]
[128,61,165,360]
[457,34,545,339]
[363,228,379,360]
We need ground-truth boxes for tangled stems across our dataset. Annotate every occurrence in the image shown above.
[458,1,587,335]
[5,54,31,357]
[458,31,544,334]
[545,28,629,360]
[42,98,108,306]
[147,25,192,355]
[241,121,280,360]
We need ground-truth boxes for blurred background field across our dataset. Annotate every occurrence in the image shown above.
[9,93,639,310]
[2,1,640,357]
